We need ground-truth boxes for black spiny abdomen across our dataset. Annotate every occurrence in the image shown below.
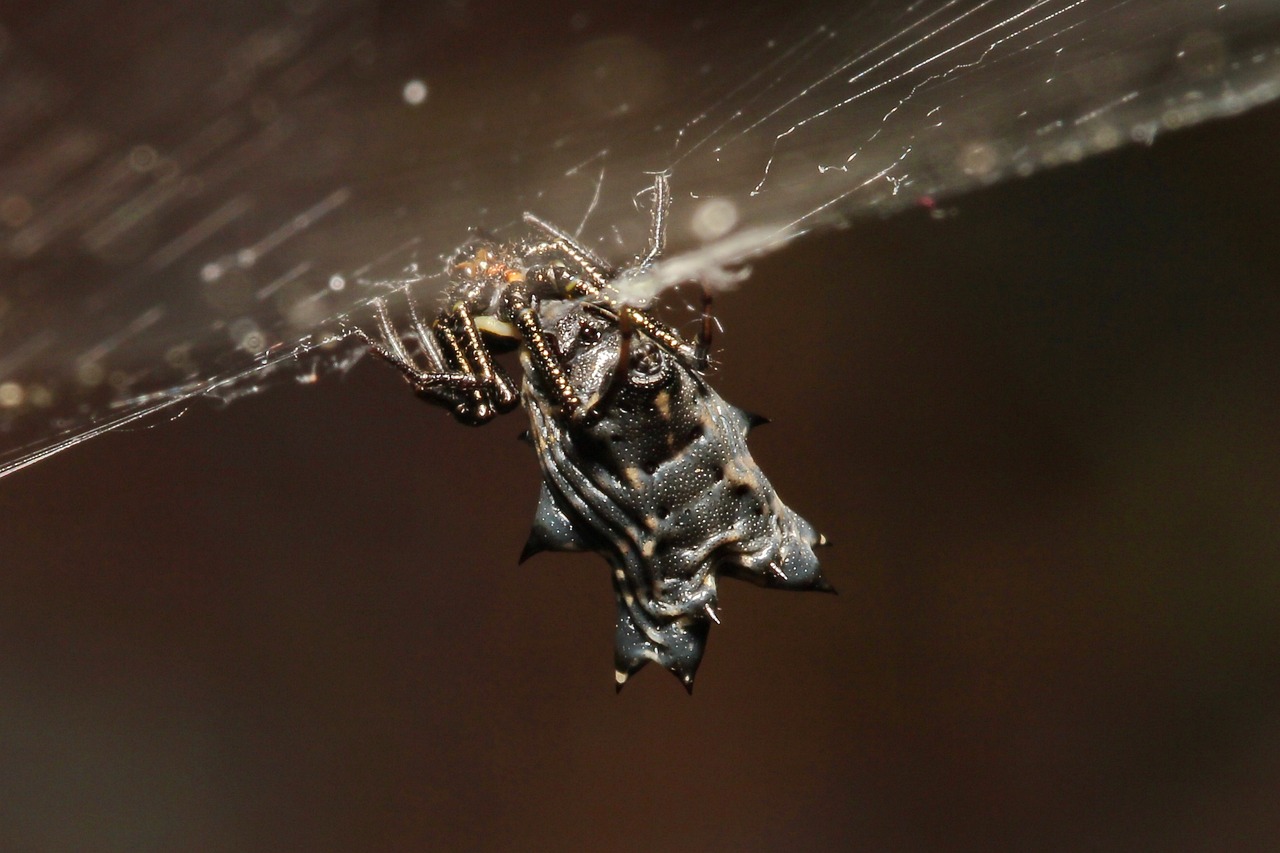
[520,316,830,691]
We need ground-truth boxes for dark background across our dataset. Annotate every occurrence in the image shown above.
[4,48,1280,853]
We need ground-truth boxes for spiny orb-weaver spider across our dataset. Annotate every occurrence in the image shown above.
[347,175,831,691]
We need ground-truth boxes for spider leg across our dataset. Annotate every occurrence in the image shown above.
[619,306,695,362]
[522,213,616,292]
[429,310,519,426]
[617,173,705,362]
[633,172,670,271]
[503,280,582,415]
[348,298,480,411]
[447,302,520,415]
[695,285,714,372]
[524,262,694,373]
[405,285,453,375]
[527,173,670,279]
[430,316,485,418]
[351,294,519,426]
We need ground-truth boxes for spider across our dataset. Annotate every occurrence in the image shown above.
[347,175,831,691]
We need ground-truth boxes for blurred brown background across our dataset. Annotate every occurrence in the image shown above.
[4,17,1280,853]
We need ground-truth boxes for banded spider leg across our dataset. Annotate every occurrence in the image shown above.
[346,288,519,425]
[521,174,713,371]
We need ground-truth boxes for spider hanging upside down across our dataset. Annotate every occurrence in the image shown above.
[347,175,831,691]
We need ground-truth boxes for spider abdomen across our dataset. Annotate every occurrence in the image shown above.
[520,305,829,690]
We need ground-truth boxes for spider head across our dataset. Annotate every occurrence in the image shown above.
[445,238,526,314]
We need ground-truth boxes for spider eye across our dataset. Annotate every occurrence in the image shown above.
[578,323,602,345]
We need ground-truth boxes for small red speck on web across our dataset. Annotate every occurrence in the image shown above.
[918,195,936,209]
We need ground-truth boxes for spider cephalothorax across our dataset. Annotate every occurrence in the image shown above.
[347,175,831,690]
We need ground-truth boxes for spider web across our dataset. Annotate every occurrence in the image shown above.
[1,0,1278,477]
